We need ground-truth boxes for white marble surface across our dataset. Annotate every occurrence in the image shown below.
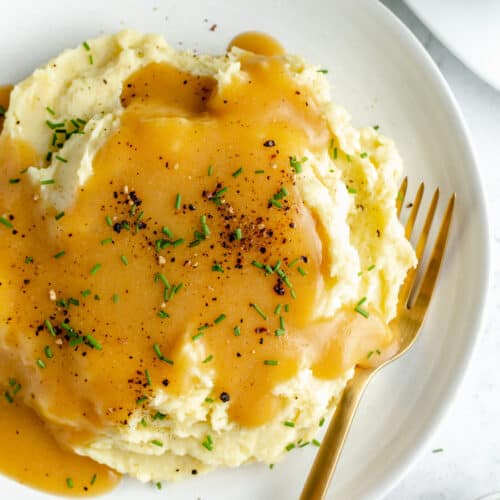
[380,2,500,499]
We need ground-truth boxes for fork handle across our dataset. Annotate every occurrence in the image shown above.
[300,368,373,500]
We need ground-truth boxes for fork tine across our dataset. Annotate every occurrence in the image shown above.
[399,187,440,306]
[405,183,424,240]
[396,176,408,216]
[414,188,440,261]
[412,193,455,311]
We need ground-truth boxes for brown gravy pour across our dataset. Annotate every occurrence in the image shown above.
[0,33,394,495]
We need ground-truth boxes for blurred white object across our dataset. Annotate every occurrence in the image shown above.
[405,0,500,90]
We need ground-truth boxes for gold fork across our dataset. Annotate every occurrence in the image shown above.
[300,179,456,500]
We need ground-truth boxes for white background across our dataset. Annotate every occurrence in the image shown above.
[382,2,500,499]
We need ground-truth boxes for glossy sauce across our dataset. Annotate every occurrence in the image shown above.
[0,33,393,495]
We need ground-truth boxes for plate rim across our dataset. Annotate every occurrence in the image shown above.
[367,1,491,497]
[0,1,492,498]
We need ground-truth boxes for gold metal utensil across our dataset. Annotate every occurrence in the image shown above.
[300,179,455,500]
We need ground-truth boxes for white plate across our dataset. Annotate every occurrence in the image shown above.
[404,0,500,91]
[1,1,489,498]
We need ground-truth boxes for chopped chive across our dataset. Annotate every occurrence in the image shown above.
[89,54,93,64]
[348,187,357,194]
[45,120,65,129]
[157,310,169,319]
[274,304,282,315]
[284,421,295,427]
[40,179,55,185]
[264,359,278,366]
[212,263,224,272]
[140,418,147,427]
[214,313,226,324]
[101,237,113,245]
[354,297,369,318]
[312,439,321,447]
[289,156,307,173]
[202,435,213,451]
[0,216,13,229]
[66,478,74,488]
[290,289,297,299]
[367,264,376,271]
[251,260,264,269]
[112,293,119,304]
[360,152,368,158]
[297,266,307,276]
[90,263,101,275]
[432,448,444,453]
[201,215,210,237]
[202,354,214,363]
[156,482,162,490]
[120,255,129,266]
[233,326,241,336]
[153,344,174,364]
[46,106,56,115]
[4,391,13,403]
[155,273,170,288]
[251,303,267,320]
[269,464,275,470]
[136,395,148,405]
[85,334,102,350]
[279,316,285,330]
[299,441,310,448]
[45,319,56,337]
[55,155,68,163]
[105,215,112,227]
[269,198,283,209]
[373,125,380,130]
[172,238,184,247]
[36,359,46,369]
[197,324,209,331]
[192,332,204,341]
[55,211,65,220]
[143,369,152,386]
[232,167,243,177]
[319,417,325,427]
[208,165,214,176]
[214,186,228,197]
[204,397,214,403]
[90,474,97,486]
[151,439,163,447]
[0,105,5,117]
[53,250,66,259]
[8,178,20,184]
[152,412,166,421]
[285,443,295,451]
[174,193,181,210]
[153,343,162,358]
[254,169,265,174]
[275,329,285,336]
[44,346,53,359]
[82,41,90,51]
[234,228,242,240]
[25,256,34,264]
[367,350,374,359]
[161,226,173,238]
[81,289,91,298]
[317,69,328,74]
[284,304,290,313]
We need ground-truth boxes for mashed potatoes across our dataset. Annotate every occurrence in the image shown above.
[0,30,415,483]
